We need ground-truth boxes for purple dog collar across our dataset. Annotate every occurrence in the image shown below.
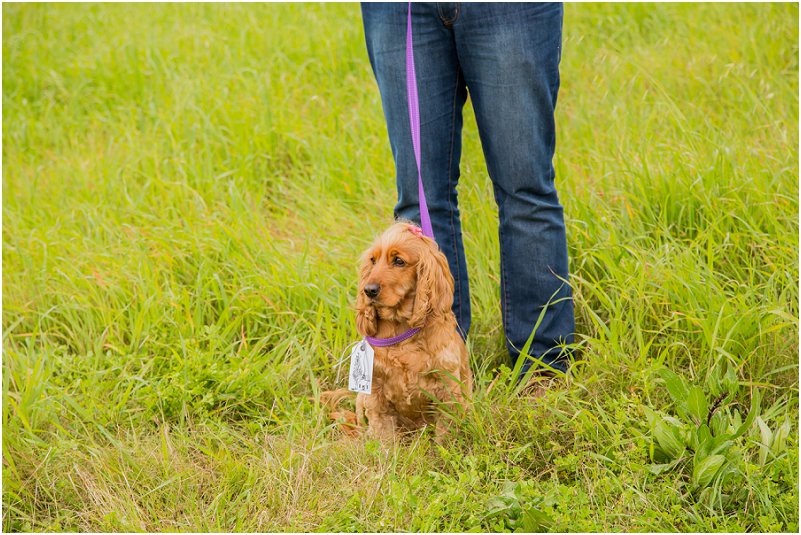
[365,327,421,348]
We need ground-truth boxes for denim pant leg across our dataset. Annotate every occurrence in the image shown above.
[361,3,471,338]
[454,3,575,373]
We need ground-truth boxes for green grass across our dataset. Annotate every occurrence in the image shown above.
[2,2,798,532]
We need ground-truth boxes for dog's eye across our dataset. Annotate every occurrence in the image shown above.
[392,257,406,267]
[370,257,376,265]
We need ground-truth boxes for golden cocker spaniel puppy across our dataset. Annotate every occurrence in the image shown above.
[353,222,472,439]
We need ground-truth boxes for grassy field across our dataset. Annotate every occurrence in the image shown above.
[2,2,798,532]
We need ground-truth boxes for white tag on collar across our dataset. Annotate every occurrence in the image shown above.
[348,339,374,394]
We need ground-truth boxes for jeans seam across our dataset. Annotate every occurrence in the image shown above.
[498,216,510,357]
[492,183,508,353]
[447,65,463,329]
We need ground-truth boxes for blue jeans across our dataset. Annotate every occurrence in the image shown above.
[361,2,575,375]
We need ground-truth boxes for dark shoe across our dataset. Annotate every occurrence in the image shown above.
[520,370,559,398]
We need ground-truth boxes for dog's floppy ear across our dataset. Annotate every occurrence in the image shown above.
[355,252,378,336]
[410,238,454,328]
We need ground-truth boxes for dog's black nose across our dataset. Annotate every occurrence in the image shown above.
[364,283,381,299]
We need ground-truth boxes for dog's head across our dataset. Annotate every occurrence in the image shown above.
[355,222,454,336]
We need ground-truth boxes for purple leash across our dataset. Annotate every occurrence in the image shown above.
[364,4,431,350]
[406,1,435,241]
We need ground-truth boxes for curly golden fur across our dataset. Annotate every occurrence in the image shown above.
[352,222,472,439]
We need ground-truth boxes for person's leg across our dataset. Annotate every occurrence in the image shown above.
[361,2,471,337]
[453,2,574,374]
